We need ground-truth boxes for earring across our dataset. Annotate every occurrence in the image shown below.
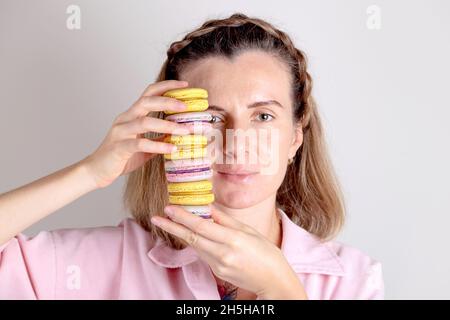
[288,157,294,165]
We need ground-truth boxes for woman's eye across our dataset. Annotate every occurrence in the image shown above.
[256,113,274,122]
[210,115,223,124]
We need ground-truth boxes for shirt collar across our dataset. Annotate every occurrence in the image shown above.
[147,207,345,276]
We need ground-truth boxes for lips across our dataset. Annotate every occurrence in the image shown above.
[215,168,259,184]
[217,170,258,175]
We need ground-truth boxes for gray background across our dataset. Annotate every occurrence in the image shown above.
[1,0,449,299]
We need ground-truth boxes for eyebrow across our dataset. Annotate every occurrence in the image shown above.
[208,100,284,112]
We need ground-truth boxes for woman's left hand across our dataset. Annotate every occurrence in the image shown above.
[150,205,308,299]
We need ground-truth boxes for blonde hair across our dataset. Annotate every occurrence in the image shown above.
[123,13,346,249]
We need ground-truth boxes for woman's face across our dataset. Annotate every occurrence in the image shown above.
[179,50,303,209]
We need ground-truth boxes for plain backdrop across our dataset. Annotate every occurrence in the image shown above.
[1,0,449,299]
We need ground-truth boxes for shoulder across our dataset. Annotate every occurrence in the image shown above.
[327,240,383,278]
[279,207,383,297]
[0,218,156,299]
[1,219,133,255]
[321,240,384,299]
[50,217,152,253]
[50,218,155,298]
[0,217,153,259]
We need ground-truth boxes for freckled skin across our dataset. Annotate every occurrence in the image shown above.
[179,50,304,299]
[179,50,303,211]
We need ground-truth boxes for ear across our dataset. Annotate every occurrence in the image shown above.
[287,121,303,159]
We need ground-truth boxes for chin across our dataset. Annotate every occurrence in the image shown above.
[212,173,277,208]
[214,191,261,208]
[213,183,266,208]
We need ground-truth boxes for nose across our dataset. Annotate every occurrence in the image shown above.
[222,117,254,164]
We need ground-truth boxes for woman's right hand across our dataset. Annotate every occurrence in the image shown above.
[80,80,192,189]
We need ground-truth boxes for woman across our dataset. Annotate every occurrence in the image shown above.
[0,13,384,299]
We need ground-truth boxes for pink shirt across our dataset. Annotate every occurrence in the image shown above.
[0,208,384,299]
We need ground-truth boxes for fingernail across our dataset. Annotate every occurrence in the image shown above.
[151,216,160,225]
[175,103,187,111]
[164,206,174,217]
[168,144,177,152]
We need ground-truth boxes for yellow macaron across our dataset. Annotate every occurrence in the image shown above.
[168,180,212,193]
[163,134,207,146]
[164,99,209,115]
[164,146,207,160]
[169,192,215,206]
[163,88,208,101]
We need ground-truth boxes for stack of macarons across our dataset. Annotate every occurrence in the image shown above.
[162,88,214,219]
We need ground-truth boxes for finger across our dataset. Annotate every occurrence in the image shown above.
[151,216,222,254]
[117,96,188,123]
[164,205,235,244]
[113,117,192,137]
[141,80,188,97]
[210,206,253,232]
[117,138,177,156]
